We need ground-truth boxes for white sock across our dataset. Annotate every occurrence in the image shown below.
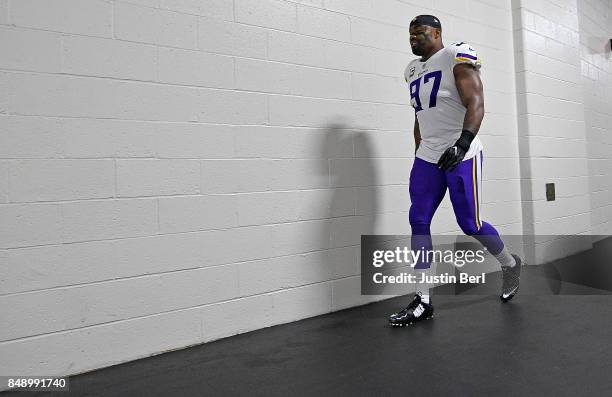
[420,294,430,304]
[495,247,516,268]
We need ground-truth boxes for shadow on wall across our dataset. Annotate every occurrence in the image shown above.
[311,120,379,293]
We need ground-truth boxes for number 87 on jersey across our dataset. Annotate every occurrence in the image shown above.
[409,70,442,113]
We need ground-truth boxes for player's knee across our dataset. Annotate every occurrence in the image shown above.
[409,215,428,225]
[459,222,480,235]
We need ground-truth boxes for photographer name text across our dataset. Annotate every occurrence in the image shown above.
[373,272,486,284]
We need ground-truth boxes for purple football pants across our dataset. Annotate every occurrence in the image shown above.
[409,151,504,269]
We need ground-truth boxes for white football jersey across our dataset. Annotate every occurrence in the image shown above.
[404,42,483,164]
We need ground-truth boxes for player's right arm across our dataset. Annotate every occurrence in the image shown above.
[414,117,421,155]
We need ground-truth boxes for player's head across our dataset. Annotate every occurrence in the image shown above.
[409,15,442,56]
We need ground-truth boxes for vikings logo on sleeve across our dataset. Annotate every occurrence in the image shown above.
[452,42,481,69]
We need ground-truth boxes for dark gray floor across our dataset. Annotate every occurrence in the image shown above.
[5,237,612,396]
[6,293,612,396]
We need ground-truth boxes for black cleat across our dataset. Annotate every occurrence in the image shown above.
[388,292,434,327]
[500,254,522,302]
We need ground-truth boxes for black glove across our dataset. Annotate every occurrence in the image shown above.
[437,130,475,171]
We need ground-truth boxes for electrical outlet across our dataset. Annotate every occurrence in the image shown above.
[546,183,555,201]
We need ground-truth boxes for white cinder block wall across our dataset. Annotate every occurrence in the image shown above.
[579,0,612,236]
[512,0,612,263]
[512,0,591,263]
[514,0,589,234]
[0,0,607,381]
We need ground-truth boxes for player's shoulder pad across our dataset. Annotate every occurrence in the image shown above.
[450,42,481,69]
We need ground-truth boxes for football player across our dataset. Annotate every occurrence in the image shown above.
[389,15,522,327]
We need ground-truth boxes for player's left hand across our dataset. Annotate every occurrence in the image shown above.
[437,145,466,171]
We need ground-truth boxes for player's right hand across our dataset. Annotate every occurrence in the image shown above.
[437,145,467,171]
